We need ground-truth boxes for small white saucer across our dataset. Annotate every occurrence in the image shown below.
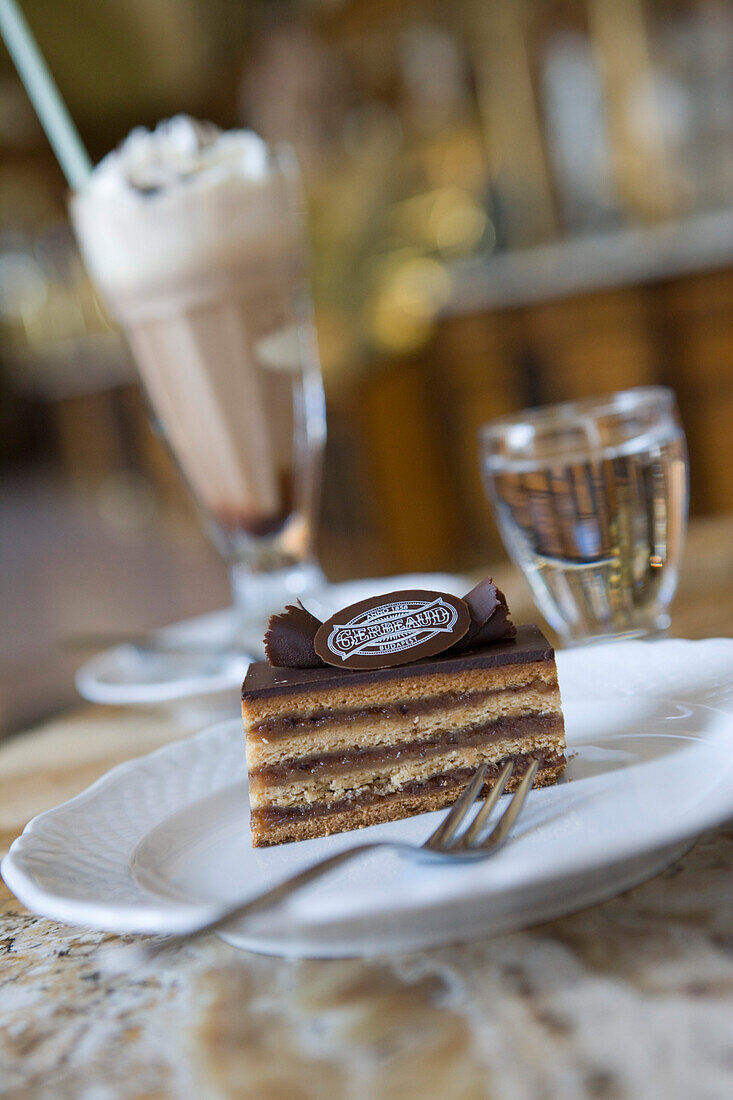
[7,637,733,957]
[74,573,470,707]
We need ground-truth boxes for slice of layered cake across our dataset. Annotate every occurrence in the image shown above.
[242,580,565,846]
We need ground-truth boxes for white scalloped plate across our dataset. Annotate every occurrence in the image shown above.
[5,638,733,958]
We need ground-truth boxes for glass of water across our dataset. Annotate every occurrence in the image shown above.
[479,387,689,645]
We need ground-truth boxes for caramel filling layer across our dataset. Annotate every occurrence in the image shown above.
[247,689,562,773]
[249,678,556,740]
[244,660,557,724]
[250,713,563,786]
[251,750,566,827]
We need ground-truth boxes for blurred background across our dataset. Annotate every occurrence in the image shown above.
[1,0,732,733]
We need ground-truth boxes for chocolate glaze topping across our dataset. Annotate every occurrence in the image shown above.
[263,577,515,671]
[244,624,551,700]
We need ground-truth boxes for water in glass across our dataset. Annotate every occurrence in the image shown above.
[480,389,688,644]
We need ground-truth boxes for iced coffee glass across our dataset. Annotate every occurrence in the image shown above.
[70,120,326,639]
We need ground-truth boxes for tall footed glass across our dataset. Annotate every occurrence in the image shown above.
[479,387,688,646]
[70,124,326,655]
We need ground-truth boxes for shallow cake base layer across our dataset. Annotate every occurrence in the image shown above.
[250,752,566,846]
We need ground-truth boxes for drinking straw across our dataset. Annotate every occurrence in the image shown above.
[0,0,92,189]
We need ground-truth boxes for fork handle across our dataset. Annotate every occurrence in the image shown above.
[168,840,387,946]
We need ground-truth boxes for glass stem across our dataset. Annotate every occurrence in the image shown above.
[229,561,326,654]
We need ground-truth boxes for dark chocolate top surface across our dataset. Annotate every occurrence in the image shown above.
[243,623,553,700]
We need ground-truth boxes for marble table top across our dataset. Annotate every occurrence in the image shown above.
[3,517,733,1099]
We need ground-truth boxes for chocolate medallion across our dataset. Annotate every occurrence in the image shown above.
[314,589,470,669]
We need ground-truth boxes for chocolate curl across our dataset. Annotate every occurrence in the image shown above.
[263,578,515,668]
[457,577,516,649]
[264,601,326,668]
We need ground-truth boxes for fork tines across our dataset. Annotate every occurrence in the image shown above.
[425,758,540,855]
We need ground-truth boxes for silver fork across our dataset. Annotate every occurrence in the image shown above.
[148,757,539,949]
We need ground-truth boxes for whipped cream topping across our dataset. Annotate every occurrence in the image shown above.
[71,117,297,314]
[86,116,270,198]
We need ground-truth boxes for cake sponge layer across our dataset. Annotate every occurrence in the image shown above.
[250,752,565,846]
[243,657,557,724]
[246,678,561,769]
[249,724,565,808]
